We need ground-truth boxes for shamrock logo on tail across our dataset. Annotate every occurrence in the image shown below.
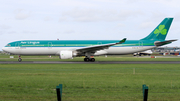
[154,25,167,36]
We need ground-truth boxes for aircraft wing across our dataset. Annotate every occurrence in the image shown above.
[75,38,126,53]
[154,39,177,46]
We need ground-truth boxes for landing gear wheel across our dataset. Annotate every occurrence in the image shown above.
[90,58,95,62]
[18,58,22,62]
[84,58,95,62]
[84,58,90,62]
[84,58,86,62]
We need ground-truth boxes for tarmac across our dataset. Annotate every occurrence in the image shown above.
[0,61,180,64]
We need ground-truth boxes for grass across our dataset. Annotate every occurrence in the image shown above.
[0,64,180,100]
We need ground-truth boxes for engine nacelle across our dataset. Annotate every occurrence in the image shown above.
[59,51,73,59]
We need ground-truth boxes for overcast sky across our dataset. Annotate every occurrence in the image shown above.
[1,0,180,50]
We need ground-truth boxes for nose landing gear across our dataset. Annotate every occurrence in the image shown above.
[18,55,22,62]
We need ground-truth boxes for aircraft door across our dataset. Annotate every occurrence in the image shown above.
[139,41,143,48]
[48,42,52,49]
[97,42,102,45]
[15,43,20,49]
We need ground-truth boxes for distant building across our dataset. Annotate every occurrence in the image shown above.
[152,47,180,53]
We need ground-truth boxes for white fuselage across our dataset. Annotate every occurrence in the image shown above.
[2,46,156,56]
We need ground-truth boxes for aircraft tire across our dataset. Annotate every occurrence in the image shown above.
[90,58,95,62]
[84,58,86,62]
[84,58,90,62]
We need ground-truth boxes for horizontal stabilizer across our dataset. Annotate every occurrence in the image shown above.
[154,39,177,46]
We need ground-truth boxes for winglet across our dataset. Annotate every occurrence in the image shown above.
[117,38,126,44]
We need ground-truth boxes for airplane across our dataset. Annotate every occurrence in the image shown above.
[2,18,177,62]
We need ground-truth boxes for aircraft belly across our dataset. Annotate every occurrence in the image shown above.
[106,46,156,54]
[20,47,73,55]
[4,47,74,55]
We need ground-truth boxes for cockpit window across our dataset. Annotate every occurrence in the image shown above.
[6,44,11,46]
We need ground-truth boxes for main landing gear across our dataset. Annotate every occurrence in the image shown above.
[18,55,22,62]
[84,53,95,62]
[84,58,95,62]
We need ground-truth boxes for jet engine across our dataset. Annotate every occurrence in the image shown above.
[59,51,73,59]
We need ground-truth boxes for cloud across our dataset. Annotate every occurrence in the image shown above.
[44,16,53,21]
[0,31,3,35]
[14,9,31,20]
[146,0,180,8]
[8,31,17,34]
[117,23,125,27]
[52,0,97,7]
[22,31,38,34]
[0,25,11,29]
[60,8,143,22]
[59,16,68,22]
[64,30,75,34]
[139,21,155,29]
[0,31,16,35]
[150,11,168,21]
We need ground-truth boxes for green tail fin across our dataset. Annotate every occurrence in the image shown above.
[141,18,173,40]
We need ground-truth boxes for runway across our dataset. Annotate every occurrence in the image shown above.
[0,61,180,64]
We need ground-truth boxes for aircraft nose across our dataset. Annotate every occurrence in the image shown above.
[2,47,6,52]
